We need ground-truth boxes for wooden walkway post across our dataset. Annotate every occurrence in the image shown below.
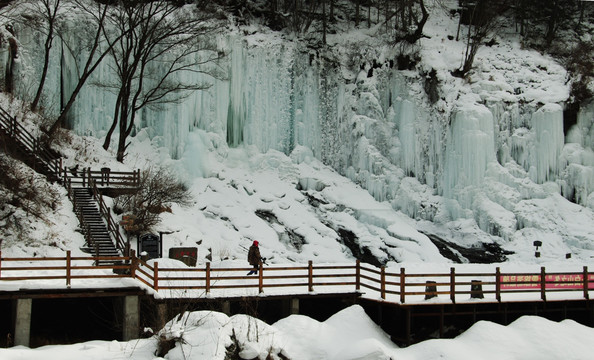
[205,262,211,294]
[450,267,456,303]
[584,266,589,300]
[540,267,546,301]
[496,267,501,302]
[66,250,71,287]
[130,250,137,278]
[258,261,264,293]
[0,250,2,280]
[400,268,406,303]
[308,261,314,292]
[380,266,386,299]
[154,262,159,291]
[355,260,360,291]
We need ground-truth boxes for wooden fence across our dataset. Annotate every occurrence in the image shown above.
[0,105,138,259]
[63,170,137,256]
[0,251,132,287]
[0,253,591,303]
[62,166,141,188]
[0,106,61,177]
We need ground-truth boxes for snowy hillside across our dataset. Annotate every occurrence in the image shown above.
[1,0,593,268]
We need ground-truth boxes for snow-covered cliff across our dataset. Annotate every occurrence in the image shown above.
[3,4,594,264]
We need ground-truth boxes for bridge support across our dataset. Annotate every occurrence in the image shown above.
[123,296,139,341]
[290,298,299,315]
[222,301,231,316]
[14,298,32,347]
[156,303,168,331]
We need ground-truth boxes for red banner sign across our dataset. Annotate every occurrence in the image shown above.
[500,274,594,289]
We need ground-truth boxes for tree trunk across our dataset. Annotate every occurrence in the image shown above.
[322,0,327,44]
[31,26,54,111]
[102,91,123,150]
[355,0,360,27]
[46,4,112,141]
[4,38,17,93]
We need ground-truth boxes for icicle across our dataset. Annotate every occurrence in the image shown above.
[226,38,247,147]
[397,99,417,177]
[442,104,496,209]
[532,103,564,183]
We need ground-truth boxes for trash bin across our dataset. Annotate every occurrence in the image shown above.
[425,281,437,300]
[470,280,484,299]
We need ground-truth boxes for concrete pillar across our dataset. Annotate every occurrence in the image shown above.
[290,298,299,315]
[156,303,168,331]
[222,301,231,316]
[14,298,32,347]
[123,296,139,341]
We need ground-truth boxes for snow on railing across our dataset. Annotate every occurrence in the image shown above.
[0,253,592,304]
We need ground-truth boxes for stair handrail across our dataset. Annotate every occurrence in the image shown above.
[0,106,60,179]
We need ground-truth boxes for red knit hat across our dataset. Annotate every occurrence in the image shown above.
[253,241,259,246]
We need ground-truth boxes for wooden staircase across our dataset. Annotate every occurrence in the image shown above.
[72,188,120,259]
[0,105,139,264]
[0,106,61,182]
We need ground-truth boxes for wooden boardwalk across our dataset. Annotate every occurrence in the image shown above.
[1,253,593,303]
[1,253,593,346]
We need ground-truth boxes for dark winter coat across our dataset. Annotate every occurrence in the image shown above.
[248,245,262,266]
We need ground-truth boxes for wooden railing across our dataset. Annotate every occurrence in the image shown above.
[0,106,61,178]
[89,178,129,254]
[0,254,592,303]
[62,166,140,188]
[0,251,132,287]
[0,106,138,260]
[357,263,593,303]
[0,105,140,190]
[63,173,129,257]
[132,259,357,294]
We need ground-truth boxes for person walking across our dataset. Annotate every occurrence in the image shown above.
[247,240,262,275]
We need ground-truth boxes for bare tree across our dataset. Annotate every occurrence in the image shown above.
[5,0,63,111]
[100,1,225,162]
[46,0,123,140]
[31,0,61,111]
[384,0,429,44]
[453,0,507,78]
[114,166,193,235]
[0,0,61,102]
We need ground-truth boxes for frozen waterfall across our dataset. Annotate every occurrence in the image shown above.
[531,104,564,184]
[442,103,496,207]
[3,21,594,238]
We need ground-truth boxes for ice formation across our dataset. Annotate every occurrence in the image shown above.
[2,16,594,256]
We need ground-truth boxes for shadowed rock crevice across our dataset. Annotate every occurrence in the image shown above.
[423,232,513,263]
[336,227,383,267]
[255,209,306,251]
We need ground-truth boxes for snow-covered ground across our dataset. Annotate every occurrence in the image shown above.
[1,305,593,360]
